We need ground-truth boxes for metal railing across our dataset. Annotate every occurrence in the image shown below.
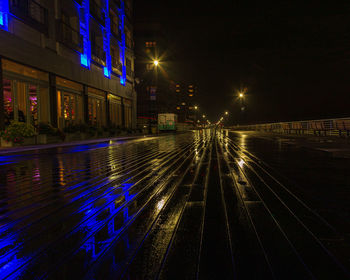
[231,117,350,137]
[10,0,48,32]
[56,20,83,52]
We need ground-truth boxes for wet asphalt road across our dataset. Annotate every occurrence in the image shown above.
[0,129,349,279]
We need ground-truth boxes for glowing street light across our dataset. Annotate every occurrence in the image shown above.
[225,111,229,115]
[239,92,244,98]
[202,114,206,118]
[194,106,198,110]
[153,60,159,66]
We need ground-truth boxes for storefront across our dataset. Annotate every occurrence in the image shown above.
[1,59,135,131]
[88,87,106,127]
[56,77,84,129]
[2,59,50,127]
[123,98,132,129]
[108,94,122,127]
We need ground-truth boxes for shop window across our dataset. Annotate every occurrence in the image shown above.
[88,89,106,127]
[3,79,14,125]
[124,99,132,128]
[29,85,38,124]
[108,95,122,126]
[57,90,83,129]
[3,78,49,127]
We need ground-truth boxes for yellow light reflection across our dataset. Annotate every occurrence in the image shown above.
[156,199,165,211]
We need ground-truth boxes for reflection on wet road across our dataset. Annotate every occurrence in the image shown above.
[0,130,349,279]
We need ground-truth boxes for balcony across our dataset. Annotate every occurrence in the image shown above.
[92,43,106,63]
[10,0,48,33]
[111,20,120,39]
[124,4,132,20]
[56,20,83,52]
[112,56,122,72]
[126,67,133,78]
[110,0,121,11]
[90,0,105,24]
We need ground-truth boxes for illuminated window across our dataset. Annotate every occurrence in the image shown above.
[145,41,156,48]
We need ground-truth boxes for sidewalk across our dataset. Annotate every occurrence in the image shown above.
[0,134,155,155]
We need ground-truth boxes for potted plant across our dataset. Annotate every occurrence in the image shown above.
[85,126,97,138]
[37,122,63,144]
[0,121,36,147]
[96,126,105,138]
[64,123,82,141]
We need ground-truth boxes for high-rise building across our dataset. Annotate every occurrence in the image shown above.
[175,83,198,123]
[0,0,136,131]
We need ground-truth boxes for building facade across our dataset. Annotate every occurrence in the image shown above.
[0,0,136,131]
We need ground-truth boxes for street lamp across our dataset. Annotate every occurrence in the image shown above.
[153,60,159,66]
[239,93,244,98]
[225,111,229,115]
[202,114,205,118]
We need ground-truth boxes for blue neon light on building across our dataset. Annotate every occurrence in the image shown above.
[0,0,9,31]
[119,1,127,86]
[78,0,91,68]
[103,0,112,78]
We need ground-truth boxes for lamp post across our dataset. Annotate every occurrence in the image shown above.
[148,59,159,134]
[238,91,246,125]
[238,92,245,111]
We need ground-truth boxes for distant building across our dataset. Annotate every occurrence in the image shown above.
[175,83,198,123]
[0,0,136,130]
[134,20,176,128]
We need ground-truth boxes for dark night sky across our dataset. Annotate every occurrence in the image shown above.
[134,0,350,124]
